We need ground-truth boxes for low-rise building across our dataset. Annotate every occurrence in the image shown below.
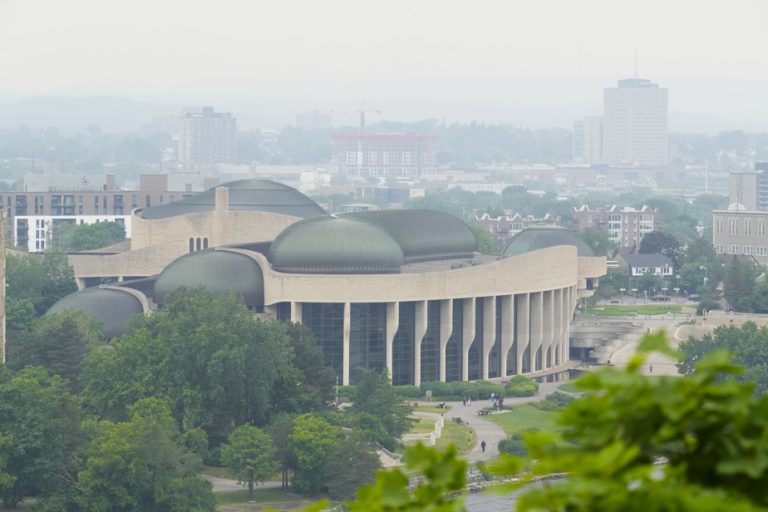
[622,253,674,278]
[473,213,560,243]
[572,204,661,249]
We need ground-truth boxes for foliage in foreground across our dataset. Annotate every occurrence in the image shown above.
[326,332,768,511]
[679,321,768,395]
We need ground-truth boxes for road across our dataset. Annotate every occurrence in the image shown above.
[608,316,688,375]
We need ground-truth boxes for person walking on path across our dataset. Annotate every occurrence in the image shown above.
[481,440,486,453]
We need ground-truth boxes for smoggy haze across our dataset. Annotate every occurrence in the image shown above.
[1,0,766,128]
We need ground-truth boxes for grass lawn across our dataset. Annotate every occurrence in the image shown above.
[487,403,559,436]
[585,304,683,316]
[408,416,437,434]
[435,419,476,455]
[216,488,310,511]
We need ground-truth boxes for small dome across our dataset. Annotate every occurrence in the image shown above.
[47,287,145,339]
[341,210,477,263]
[268,216,405,274]
[502,225,594,257]
[139,179,326,220]
[154,249,265,307]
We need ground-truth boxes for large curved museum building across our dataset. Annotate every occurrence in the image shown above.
[51,180,606,386]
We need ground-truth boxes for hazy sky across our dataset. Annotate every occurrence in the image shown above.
[1,0,767,124]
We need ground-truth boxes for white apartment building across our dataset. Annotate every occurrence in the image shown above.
[15,215,131,252]
[603,78,668,166]
[573,205,661,249]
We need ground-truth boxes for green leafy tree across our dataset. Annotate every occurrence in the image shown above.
[332,333,768,511]
[0,436,14,501]
[635,270,661,295]
[328,443,467,512]
[289,413,341,495]
[324,435,381,501]
[81,289,295,446]
[271,323,336,414]
[511,333,768,511]
[638,231,681,265]
[578,227,614,256]
[0,367,80,507]
[221,424,277,498]
[268,413,296,491]
[6,252,77,316]
[723,256,761,311]
[350,369,413,450]
[51,221,126,252]
[76,398,214,512]
[7,310,103,392]
[678,321,768,395]
[468,223,498,255]
[593,268,629,301]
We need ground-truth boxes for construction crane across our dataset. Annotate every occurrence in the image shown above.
[356,103,382,177]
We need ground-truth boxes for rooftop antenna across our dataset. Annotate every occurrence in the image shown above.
[634,48,638,79]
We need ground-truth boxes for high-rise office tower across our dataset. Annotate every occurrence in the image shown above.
[603,78,668,166]
[178,107,237,167]
[573,116,604,164]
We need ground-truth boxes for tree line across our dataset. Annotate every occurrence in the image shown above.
[1,255,413,509]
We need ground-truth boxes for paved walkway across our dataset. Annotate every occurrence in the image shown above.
[440,382,561,462]
[203,474,282,492]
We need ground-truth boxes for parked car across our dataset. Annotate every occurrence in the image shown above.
[651,295,672,302]
[688,294,702,302]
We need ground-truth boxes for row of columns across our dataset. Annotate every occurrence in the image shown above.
[290,286,577,386]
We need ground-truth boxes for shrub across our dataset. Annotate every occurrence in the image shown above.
[505,375,539,397]
[531,391,575,411]
[393,385,422,400]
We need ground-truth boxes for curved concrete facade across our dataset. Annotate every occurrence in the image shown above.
[60,180,606,385]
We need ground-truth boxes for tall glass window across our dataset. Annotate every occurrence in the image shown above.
[508,295,520,375]
[350,303,387,383]
[489,297,502,378]
[420,301,440,384]
[392,302,415,385]
[445,299,463,382]
[468,299,483,380]
[302,303,344,378]
[276,302,291,322]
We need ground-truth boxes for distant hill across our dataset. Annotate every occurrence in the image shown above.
[0,95,763,134]
[0,96,179,132]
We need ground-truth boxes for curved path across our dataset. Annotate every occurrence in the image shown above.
[440,382,561,462]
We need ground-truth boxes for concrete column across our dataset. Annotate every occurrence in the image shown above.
[342,302,351,385]
[515,294,529,374]
[499,295,514,377]
[542,291,554,369]
[385,302,399,382]
[290,301,303,323]
[561,287,569,366]
[461,297,476,381]
[413,300,428,387]
[563,286,576,364]
[438,299,453,383]
[482,296,496,380]
[553,289,563,365]
[76,278,87,290]
[529,292,543,371]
